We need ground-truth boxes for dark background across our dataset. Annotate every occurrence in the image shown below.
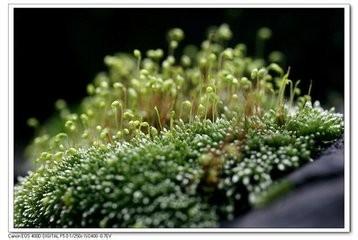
[14,8,344,173]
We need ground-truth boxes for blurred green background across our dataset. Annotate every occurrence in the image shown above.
[14,8,344,179]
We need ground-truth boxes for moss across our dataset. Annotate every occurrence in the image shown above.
[16,24,344,228]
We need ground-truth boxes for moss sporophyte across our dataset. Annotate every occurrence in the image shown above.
[16,24,343,228]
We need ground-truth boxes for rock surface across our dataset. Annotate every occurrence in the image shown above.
[222,138,345,228]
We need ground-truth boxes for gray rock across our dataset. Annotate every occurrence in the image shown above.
[222,138,345,228]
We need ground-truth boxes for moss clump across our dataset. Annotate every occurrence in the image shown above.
[16,24,343,228]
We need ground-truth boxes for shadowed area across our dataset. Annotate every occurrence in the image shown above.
[221,138,344,228]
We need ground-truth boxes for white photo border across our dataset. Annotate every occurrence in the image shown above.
[7,2,351,233]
